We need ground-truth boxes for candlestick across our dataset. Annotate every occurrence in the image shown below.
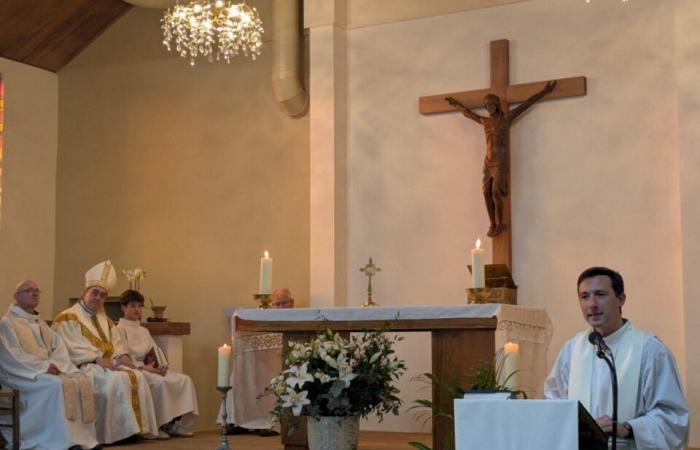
[254,293,272,309]
[503,341,520,390]
[470,239,485,288]
[217,344,231,387]
[466,287,491,304]
[259,251,273,295]
[216,386,233,450]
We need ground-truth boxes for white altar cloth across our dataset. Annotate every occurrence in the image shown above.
[454,399,579,450]
[231,305,553,404]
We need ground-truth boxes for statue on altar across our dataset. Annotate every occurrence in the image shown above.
[446,80,556,237]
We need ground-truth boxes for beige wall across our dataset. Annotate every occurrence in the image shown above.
[314,0,695,438]
[55,4,309,429]
[0,57,57,315]
[675,0,700,445]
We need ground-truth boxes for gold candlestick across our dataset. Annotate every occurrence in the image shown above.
[254,294,272,309]
[360,258,381,307]
[466,288,491,304]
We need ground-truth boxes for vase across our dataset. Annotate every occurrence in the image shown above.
[306,415,360,450]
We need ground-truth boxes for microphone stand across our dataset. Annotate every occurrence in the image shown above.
[595,348,618,450]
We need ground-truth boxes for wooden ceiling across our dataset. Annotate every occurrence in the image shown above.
[0,0,132,72]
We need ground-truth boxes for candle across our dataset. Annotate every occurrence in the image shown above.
[503,341,520,390]
[217,344,231,387]
[259,251,273,295]
[470,239,486,288]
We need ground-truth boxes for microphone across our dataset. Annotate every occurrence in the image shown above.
[588,331,611,356]
[588,330,619,450]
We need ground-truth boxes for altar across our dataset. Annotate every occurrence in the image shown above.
[232,305,552,450]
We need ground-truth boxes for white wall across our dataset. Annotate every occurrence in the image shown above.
[336,0,693,439]
[56,4,309,429]
[0,58,57,315]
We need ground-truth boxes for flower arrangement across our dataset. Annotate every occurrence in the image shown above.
[267,329,407,420]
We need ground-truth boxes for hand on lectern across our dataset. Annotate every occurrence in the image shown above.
[596,415,631,438]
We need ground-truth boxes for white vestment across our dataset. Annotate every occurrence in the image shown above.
[0,305,99,450]
[115,319,198,427]
[545,321,688,450]
[52,302,159,444]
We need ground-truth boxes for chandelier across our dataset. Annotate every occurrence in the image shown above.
[162,0,264,66]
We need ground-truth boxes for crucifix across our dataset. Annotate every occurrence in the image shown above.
[419,39,587,270]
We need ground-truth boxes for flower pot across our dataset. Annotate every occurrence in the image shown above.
[307,416,359,450]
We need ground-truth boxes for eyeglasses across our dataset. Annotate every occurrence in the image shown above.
[16,288,41,295]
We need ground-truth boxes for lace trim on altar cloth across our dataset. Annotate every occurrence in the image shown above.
[235,333,283,353]
[496,319,553,344]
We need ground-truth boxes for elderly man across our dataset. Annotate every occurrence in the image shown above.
[52,261,160,443]
[222,287,295,436]
[545,267,688,450]
[0,280,100,450]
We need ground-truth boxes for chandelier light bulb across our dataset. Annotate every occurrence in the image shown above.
[162,0,264,65]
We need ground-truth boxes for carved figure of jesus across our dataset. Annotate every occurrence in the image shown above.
[446,80,556,237]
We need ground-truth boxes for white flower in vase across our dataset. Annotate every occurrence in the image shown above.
[281,389,311,416]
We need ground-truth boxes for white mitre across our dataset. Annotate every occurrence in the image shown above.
[85,260,117,292]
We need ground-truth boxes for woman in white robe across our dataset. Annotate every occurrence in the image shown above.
[115,290,198,437]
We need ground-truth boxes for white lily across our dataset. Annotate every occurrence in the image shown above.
[280,389,311,416]
[286,362,315,388]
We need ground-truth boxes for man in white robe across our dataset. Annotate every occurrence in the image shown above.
[545,267,688,450]
[0,280,100,450]
[115,289,198,438]
[52,260,159,444]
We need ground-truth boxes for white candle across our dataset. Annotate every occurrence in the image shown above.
[470,239,486,288]
[503,341,520,390]
[217,344,231,387]
[259,251,273,295]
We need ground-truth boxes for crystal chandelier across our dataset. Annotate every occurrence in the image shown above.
[162,1,264,66]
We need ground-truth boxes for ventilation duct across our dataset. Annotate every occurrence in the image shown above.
[271,0,308,117]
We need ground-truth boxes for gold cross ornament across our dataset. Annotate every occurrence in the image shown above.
[360,258,381,308]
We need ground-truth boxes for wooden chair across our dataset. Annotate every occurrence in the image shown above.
[0,388,20,450]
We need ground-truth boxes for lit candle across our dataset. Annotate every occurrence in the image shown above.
[217,344,231,387]
[259,251,273,295]
[503,341,520,390]
[470,239,486,288]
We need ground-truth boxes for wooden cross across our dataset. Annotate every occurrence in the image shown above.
[419,39,586,270]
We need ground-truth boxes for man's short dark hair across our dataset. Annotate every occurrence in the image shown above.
[577,267,625,296]
[120,289,145,307]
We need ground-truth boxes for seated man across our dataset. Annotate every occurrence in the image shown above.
[52,260,159,444]
[222,287,294,436]
[115,290,198,438]
[0,280,100,450]
[545,267,688,450]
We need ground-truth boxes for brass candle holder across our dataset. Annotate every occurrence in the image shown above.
[254,294,272,309]
[466,287,491,304]
[216,386,232,450]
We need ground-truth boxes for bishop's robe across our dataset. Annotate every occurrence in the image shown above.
[545,321,688,450]
[115,319,198,428]
[0,305,99,450]
[52,302,159,444]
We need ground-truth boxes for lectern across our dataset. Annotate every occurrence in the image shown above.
[454,399,608,450]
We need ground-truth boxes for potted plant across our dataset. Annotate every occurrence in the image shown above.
[267,329,406,450]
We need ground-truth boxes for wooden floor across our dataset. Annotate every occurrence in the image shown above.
[109,430,432,449]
